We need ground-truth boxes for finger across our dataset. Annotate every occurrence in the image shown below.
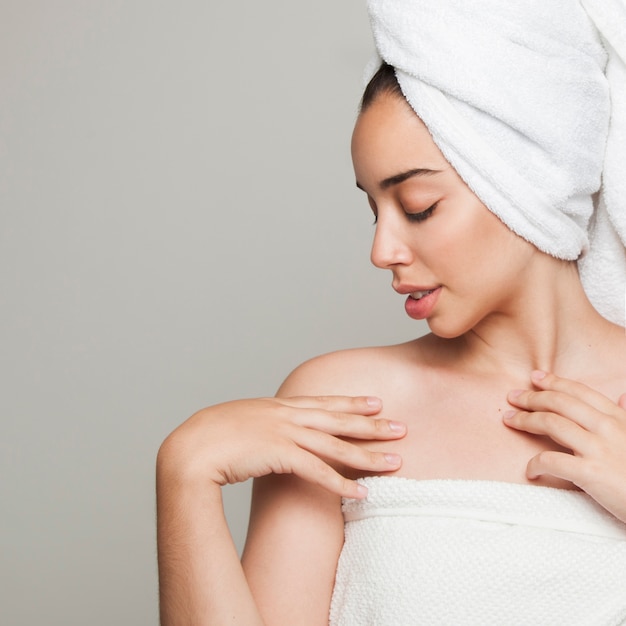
[274,395,406,439]
[289,409,407,440]
[525,450,582,483]
[526,451,626,521]
[285,447,370,499]
[530,371,620,416]
[619,393,626,410]
[277,394,384,415]
[507,387,607,433]
[503,410,593,453]
[291,426,402,473]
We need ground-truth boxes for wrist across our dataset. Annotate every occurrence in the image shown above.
[156,436,225,492]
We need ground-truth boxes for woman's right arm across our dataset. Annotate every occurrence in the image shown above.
[156,392,406,625]
[156,459,262,624]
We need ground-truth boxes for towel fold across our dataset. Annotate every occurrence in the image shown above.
[365,0,626,325]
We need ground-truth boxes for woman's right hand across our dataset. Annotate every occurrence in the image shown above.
[157,395,407,499]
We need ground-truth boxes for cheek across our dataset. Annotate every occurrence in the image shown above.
[440,202,533,287]
[436,202,496,268]
[469,203,523,251]
[471,214,537,291]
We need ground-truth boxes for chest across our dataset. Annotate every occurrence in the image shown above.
[368,378,574,488]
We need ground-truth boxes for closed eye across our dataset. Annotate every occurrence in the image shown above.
[372,202,438,225]
[405,202,438,223]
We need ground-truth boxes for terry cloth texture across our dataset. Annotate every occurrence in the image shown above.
[365,0,626,326]
[329,477,626,625]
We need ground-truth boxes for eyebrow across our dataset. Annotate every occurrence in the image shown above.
[356,168,442,192]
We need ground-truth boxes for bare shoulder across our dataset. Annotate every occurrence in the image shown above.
[276,336,433,399]
[242,341,437,624]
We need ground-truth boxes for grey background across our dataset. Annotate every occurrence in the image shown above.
[1,2,425,624]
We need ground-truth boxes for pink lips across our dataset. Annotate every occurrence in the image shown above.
[404,287,441,320]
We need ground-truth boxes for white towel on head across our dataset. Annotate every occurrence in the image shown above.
[578,0,626,326]
[365,0,626,326]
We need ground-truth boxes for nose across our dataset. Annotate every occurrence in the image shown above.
[370,213,413,269]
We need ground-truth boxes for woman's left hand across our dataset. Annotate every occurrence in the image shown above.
[503,370,626,523]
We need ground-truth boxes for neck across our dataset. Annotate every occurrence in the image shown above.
[457,258,618,380]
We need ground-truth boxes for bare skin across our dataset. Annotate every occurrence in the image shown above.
[156,91,626,625]
[156,394,405,625]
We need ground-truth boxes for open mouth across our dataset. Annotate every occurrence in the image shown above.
[410,289,436,301]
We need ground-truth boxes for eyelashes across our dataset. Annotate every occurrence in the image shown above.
[371,202,439,225]
[405,202,438,223]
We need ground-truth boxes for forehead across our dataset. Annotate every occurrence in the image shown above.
[351,93,450,190]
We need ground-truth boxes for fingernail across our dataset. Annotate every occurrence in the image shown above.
[531,370,547,381]
[503,410,516,420]
[384,453,401,465]
[388,421,406,433]
[356,484,369,498]
[366,396,382,408]
[509,389,524,399]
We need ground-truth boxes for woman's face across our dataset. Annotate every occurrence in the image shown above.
[351,92,538,338]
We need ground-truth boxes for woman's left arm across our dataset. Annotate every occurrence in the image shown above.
[503,370,626,522]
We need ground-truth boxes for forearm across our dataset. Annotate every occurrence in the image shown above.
[156,459,264,626]
[155,390,403,623]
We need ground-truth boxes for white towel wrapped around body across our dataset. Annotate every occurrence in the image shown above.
[365,0,626,326]
[329,477,626,625]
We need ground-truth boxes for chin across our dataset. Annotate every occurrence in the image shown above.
[426,314,474,340]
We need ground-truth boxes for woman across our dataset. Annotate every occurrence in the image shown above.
[157,2,626,624]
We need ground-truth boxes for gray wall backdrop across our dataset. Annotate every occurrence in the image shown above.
[1,2,426,624]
